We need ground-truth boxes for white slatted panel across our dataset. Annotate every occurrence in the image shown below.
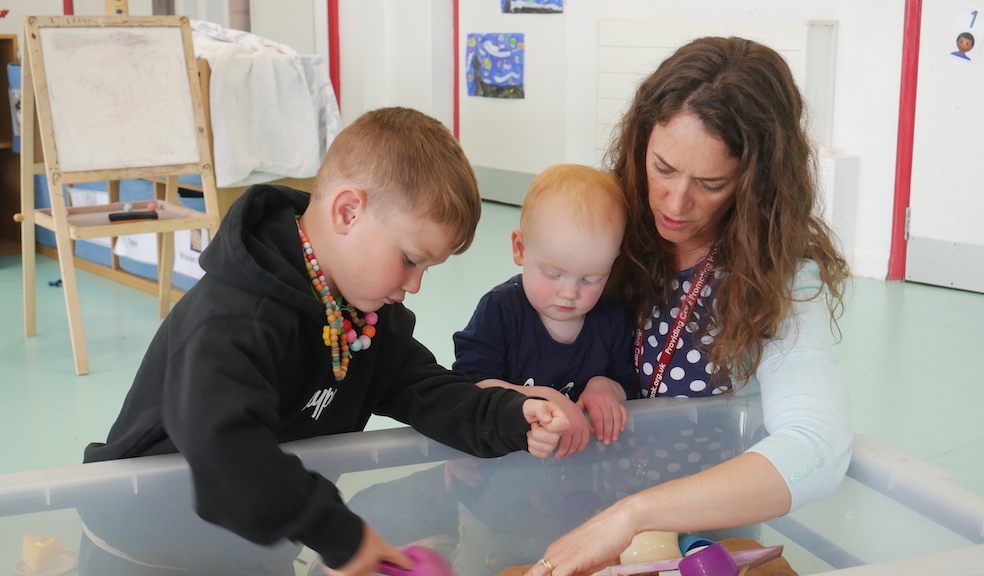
[595,19,835,159]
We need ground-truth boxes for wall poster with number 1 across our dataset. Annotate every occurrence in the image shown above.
[949,3,980,61]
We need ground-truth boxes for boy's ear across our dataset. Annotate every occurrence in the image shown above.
[511,229,525,266]
[330,188,367,233]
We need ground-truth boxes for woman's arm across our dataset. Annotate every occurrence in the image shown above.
[524,263,852,576]
[746,261,853,509]
[525,452,790,576]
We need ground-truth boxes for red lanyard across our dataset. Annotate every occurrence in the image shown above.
[633,241,720,398]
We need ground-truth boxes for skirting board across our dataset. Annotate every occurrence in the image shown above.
[474,166,535,206]
[905,236,984,293]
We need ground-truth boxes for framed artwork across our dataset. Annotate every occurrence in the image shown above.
[501,0,563,14]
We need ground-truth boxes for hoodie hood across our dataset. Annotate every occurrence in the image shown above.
[200,184,322,317]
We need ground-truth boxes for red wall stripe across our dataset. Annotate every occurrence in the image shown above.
[888,0,923,281]
[452,0,460,139]
[328,0,341,110]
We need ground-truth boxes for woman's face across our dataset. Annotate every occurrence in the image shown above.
[645,112,739,268]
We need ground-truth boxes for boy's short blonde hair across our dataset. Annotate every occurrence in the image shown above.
[520,164,626,236]
[314,107,481,255]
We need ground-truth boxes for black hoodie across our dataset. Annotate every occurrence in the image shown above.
[84,184,533,567]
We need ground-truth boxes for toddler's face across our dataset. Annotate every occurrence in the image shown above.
[332,205,456,312]
[514,215,622,326]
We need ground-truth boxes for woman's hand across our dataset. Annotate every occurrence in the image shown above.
[320,524,411,576]
[576,376,628,445]
[522,496,639,576]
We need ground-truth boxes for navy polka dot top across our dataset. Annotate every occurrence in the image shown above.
[636,266,733,398]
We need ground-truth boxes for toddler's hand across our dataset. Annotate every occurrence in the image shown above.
[577,376,628,445]
[522,399,570,458]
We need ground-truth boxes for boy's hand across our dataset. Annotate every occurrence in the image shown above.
[576,376,628,445]
[321,524,410,576]
[522,399,570,458]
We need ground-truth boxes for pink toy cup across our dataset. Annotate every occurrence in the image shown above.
[677,543,739,576]
[378,545,454,576]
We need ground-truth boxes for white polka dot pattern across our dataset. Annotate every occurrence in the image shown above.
[637,265,732,397]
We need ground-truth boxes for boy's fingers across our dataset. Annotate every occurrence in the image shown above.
[542,408,569,433]
[380,547,413,570]
[527,428,558,458]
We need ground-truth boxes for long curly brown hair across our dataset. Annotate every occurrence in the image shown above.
[607,37,849,385]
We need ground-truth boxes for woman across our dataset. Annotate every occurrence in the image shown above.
[525,36,852,576]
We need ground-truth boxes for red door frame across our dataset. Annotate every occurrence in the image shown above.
[452,0,460,139]
[328,0,341,109]
[888,0,923,280]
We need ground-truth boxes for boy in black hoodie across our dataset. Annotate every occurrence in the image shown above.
[83,107,568,575]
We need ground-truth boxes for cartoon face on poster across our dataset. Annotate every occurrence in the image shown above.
[950,4,981,61]
[465,33,525,99]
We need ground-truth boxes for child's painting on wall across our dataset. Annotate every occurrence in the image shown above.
[501,0,563,14]
[465,33,525,99]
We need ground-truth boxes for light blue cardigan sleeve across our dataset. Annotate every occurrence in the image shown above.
[740,260,853,510]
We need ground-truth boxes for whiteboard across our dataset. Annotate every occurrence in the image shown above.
[36,23,201,173]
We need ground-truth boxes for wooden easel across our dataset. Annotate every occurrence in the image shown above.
[16,14,220,375]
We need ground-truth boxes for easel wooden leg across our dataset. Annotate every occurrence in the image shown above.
[19,51,37,337]
[107,180,121,271]
[50,179,89,375]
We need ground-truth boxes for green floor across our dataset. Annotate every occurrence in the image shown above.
[2,201,983,499]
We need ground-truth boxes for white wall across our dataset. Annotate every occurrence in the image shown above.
[3,1,901,278]
[250,0,319,56]
[336,0,906,279]
[338,0,452,128]
[458,2,568,174]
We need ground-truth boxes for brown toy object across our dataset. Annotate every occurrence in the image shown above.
[717,539,798,576]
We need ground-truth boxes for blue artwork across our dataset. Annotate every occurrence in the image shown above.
[501,0,563,14]
[465,33,525,99]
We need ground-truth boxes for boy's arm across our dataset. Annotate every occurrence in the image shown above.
[376,338,535,457]
[477,378,593,458]
[162,316,363,569]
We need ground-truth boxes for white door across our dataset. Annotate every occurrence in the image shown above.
[907,1,984,293]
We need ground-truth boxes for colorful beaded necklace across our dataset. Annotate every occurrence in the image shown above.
[297,222,378,380]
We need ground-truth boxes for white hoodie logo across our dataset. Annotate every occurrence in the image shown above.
[523,378,575,398]
[304,388,337,420]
